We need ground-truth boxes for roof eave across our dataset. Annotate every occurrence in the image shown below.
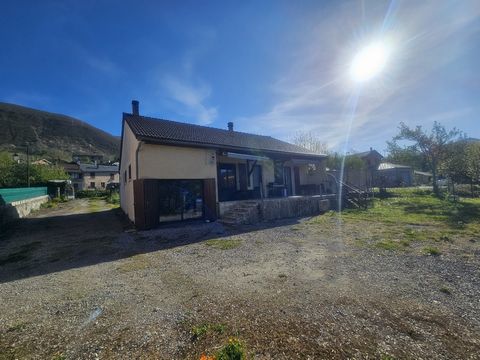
[137,136,326,161]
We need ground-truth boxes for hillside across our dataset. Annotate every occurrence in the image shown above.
[0,102,119,161]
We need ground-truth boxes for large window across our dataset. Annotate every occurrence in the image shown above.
[274,160,284,184]
[158,180,204,222]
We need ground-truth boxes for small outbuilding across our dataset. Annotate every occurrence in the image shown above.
[376,162,414,187]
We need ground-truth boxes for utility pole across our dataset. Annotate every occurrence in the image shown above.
[26,142,30,187]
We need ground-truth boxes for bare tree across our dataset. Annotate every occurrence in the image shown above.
[393,121,462,196]
[292,131,328,154]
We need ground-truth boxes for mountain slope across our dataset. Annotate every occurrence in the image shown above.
[0,102,119,161]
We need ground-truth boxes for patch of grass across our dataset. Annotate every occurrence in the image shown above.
[0,241,41,266]
[191,323,226,340]
[216,337,246,360]
[399,239,411,247]
[375,240,402,251]
[423,246,441,256]
[439,286,452,295]
[375,238,411,251]
[51,354,66,360]
[308,188,480,255]
[7,322,27,332]
[106,191,120,207]
[205,238,242,250]
[116,254,150,273]
[403,228,428,242]
[381,355,396,360]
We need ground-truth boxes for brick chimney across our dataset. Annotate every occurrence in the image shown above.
[227,122,234,131]
[132,100,139,116]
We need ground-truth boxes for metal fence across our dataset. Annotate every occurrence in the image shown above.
[0,187,48,204]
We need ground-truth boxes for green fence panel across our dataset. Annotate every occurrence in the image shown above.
[0,187,48,204]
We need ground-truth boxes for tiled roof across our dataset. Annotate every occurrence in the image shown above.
[351,149,383,159]
[123,113,325,158]
[79,164,119,173]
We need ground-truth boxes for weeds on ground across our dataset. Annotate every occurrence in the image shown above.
[106,191,120,206]
[7,322,27,332]
[116,254,150,272]
[439,286,452,295]
[216,337,245,360]
[423,246,441,256]
[191,323,226,340]
[205,239,242,250]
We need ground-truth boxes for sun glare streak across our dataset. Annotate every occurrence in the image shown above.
[337,88,361,212]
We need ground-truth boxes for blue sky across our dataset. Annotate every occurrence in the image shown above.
[1,0,479,153]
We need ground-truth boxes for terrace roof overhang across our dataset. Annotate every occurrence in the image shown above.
[139,136,327,162]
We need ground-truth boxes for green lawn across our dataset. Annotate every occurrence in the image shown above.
[308,188,480,254]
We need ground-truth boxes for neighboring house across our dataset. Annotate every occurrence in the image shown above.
[31,159,52,166]
[63,162,119,191]
[327,149,383,191]
[120,101,327,228]
[347,149,383,190]
[376,162,414,187]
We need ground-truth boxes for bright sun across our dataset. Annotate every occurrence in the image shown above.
[350,42,389,82]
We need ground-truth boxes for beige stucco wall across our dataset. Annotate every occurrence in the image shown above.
[138,144,217,180]
[120,123,139,222]
[82,173,119,190]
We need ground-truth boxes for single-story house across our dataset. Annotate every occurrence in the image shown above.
[119,101,328,228]
[376,162,413,187]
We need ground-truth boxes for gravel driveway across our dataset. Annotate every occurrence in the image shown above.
[0,199,479,359]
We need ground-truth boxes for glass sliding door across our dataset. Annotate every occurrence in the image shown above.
[158,180,204,223]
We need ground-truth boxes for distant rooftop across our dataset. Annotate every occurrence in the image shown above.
[79,164,118,173]
[378,162,411,170]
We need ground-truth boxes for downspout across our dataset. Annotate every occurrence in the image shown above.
[135,141,143,179]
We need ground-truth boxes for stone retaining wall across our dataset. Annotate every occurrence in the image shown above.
[219,195,332,225]
[259,196,331,221]
[0,195,49,227]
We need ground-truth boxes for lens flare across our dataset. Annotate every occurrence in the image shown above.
[350,42,389,82]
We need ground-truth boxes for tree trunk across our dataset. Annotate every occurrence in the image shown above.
[432,166,439,196]
[471,180,474,197]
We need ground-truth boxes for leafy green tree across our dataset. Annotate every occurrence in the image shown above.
[0,152,15,187]
[465,142,480,196]
[0,152,69,188]
[327,153,365,171]
[385,140,429,171]
[442,141,469,193]
[392,122,463,196]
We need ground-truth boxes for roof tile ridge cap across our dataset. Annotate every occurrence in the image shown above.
[129,114,279,137]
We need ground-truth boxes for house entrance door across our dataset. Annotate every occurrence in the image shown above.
[217,163,237,201]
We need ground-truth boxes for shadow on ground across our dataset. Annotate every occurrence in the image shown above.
[0,208,302,284]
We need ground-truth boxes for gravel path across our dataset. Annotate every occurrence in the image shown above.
[0,200,479,359]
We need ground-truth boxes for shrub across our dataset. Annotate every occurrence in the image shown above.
[216,338,245,360]
[106,191,120,205]
[76,189,108,198]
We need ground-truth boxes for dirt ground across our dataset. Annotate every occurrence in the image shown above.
[0,199,479,359]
